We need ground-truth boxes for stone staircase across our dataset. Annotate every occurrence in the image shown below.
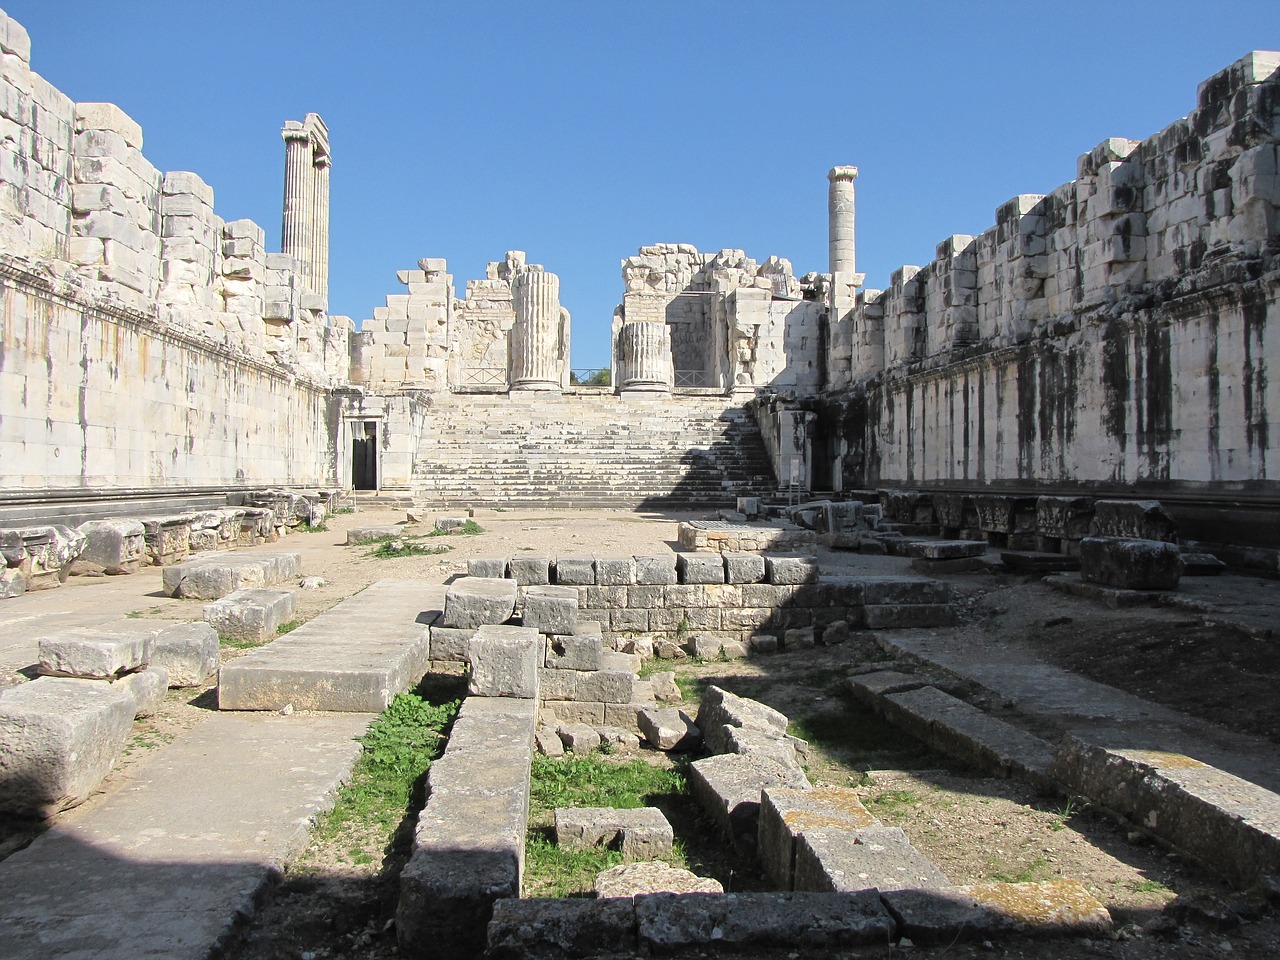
[411,393,776,508]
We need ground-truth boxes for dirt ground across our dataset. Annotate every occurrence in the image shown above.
[5,505,1280,959]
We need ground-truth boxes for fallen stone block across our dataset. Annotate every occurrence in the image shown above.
[523,585,579,636]
[782,626,816,649]
[909,540,987,560]
[911,555,993,575]
[435,517,467,533]
[0,676,136,815]
[1181,552,1228,575]
[758,787,881,890]
[649,671,680,702]
[638,707,700,751]
[723,724,807,772]
[573,667,635,705]
[794,826,952,893]
[634,890,893,951]
[160,552,301,600]
[1091,499,1178,542]
[557,722,602,753]
[346,525,402,545]
[203,588,296,644]
[555,806,674,860]
[139,515,192,567]
[697,685,790,755]
[881,686,1054,789]
[845,670,927,707]
[36,628,155,679]
[1079,537,1183,590]
[1051,735,1280,886]
[882,879,1113,944]
[1000,550,1082,573]
[1036,495,1095,540]
[597,726,640,753]
[467,556,509,579]
[750,634,779,654]
[75,519,147,574]
[118,665,168,718]
[860,575,950,604]
[535,724,564,757]
[765,554,819,585]
[689,753,810,850]
[148,622,219,687]
[595,862,723,898]
[678,553,724,584]
[8,525,84,590]
[442,576,518,629]
[487,897,637,959]
[821,620,851,645]
[468,624,540,698]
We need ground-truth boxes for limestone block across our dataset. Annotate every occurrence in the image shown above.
[595,557,636,585]
[910,540,987,560]
[650,671,680,702]
[638,707,700,751]
[0,676,136,815]
[466,556,509,579]
[488,898,637,958]
[1090,500,1179,542]
[883,880,1112,945]
[758,787,881,890]
[765,554,819,585]
[523,584,578,636]
[863,605,957,629]
[634,555,677,585]
[74,102,143,149]
[1036,496,1094,539]
[557,722,601,753]
[118,665,168,718]
[553,555,595,585]
[467,624,540,698]
[783,626,816,649]
[203,588,296,643]
[441,576,517,629]
[37,628,154,679]
[509,556,551,585]
[724,552,767,584]
[1079,537,1183,590]
[160,552,300,599]
[794,826,952,893]
[545,633,602,671]
[595,862,723,898]
[678,553,724,584]
[573,668,635,705]
[688,753,810,849]
[535,725,564,757]
[555,806,674,860]
[347,525,401,544]
[860,575,950,605]
[696,685,789,755]
[148,622,219,687]
[750,634,779,654]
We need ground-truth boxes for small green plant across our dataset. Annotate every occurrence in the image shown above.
[425,519,484,538]
[332,506,355,516]
[1047,796,1084,832]
[1129,878,1172,894]
[991,856,1050,884]
[276,620,301,635]
[675,618,690,641]
[361,533,453,559]
[218,634,268,650]
[296,519,328,533]
[864,789,920,815]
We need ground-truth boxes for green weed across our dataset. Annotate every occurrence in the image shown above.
[296,520,328,533]
[991,856,1050,884]
[1129,878,1172,894]
[425,520,484,538]
[864,789,920,815]
[219,634,267,649]
[363,534,453,560]
[276,620,301,635]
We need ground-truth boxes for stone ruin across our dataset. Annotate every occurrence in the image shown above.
[1,4,1279,956]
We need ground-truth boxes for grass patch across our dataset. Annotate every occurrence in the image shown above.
[296,520,328,533]
[1129,878,1172,894]
[991,856,1051,884]
[311,688,460,848]
[218,634,267,649]
[332,507,355,515]
[276,619,301,635]
[425,519,484,538]
[524,754,688,897]
[864,789,921,815]
[365,536,452,560]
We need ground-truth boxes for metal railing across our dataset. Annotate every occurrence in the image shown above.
[458,366,508,391]
[674,369,710,388]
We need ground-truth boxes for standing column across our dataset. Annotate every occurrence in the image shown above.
[281,122,315,290]
[311,154,331,302]
[616,321,672,394]
[828,165,858,275]
[510,269,564,391]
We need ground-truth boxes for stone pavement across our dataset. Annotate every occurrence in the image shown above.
[0,710,371,960]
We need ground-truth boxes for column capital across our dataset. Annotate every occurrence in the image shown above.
[282,122,311,144]
[828,165,859,183]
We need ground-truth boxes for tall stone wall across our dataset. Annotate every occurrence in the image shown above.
[0,7,345,495]
[822,52,1280,495]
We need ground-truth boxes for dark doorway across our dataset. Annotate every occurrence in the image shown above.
[811,423,834,492]
[352,422,378,490]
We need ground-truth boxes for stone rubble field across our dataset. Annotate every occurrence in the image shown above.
[2,507,1280,959]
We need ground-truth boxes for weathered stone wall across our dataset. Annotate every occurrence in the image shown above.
[0,8,344,495]
[618,244,824,391]
[822,52,1280,495]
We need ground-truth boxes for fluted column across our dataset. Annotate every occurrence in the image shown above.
[510,270,563,391]
[828,165,858,275]
[311,155,331,302]
[617,321,672,393]
[281,124,315,289]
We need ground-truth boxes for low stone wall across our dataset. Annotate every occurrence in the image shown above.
[461,555,953,642]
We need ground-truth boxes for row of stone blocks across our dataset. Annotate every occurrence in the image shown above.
[0,622,219,815]
[874,491,1180,552]
[847,669,1280,888]
[460,561,956,640]
[467,551,824,587]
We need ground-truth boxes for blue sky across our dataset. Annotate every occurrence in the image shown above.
[10,2,1278,369]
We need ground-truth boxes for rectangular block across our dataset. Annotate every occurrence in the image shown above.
[468,624,541,698]
[160,552,301,600]
[794,826,952,893]
[595,557,636,585]
[203,588,296,643]
[553,556,595,585]
[765,554,819,585]
[523,584,578,636]
[758,787,881,890]
[36,627,154,679]
[678,553,725,584]
[442,577,517,629]
[508,556,551,585]
[724,552,767,584]
[634,555,677,585]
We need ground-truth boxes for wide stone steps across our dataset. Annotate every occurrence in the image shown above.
[412,393,776,507]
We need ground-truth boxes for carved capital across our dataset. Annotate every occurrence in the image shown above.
[828,165,859,183]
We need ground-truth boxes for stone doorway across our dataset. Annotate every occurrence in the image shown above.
[352,422,378,491]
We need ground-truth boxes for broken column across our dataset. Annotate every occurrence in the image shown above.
[828,165,858,275]
[616,321,673,394]
[509,268,565,391]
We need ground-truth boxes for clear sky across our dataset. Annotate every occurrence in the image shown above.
[9,2,1277,369]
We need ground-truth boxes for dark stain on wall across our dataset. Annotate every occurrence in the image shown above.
[1242,286,1270,473]
[1206,310,1221,476]
[1141,316,1175,479]
[1015,353,1038,478]
[1101,320,1130,460]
